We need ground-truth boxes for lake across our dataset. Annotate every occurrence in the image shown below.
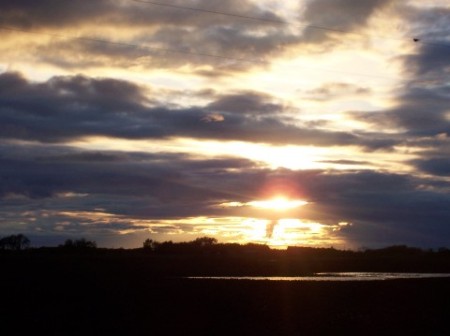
[187,272,450,281]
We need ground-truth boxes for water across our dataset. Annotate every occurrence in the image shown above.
[187,272,450,281]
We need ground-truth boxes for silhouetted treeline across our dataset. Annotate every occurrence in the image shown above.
[0,235,450,276]
[144,237,271,256]
[59,238,97,249]
[0,234,30,250]
[1,235,450,274]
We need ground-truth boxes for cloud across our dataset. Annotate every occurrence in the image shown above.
[318,159,371,166]
[1,2,449,249]
[0,71,395,149]
[0,0,301,72]
[404,43,450,81]
[0,0,281,29]
[302,82,371,101]
[406,5,450,49]
[0,0,406,73]
[0,0,116,28]
[410,157,450,176]
[3,0,401,73]
[349,5,450,150]
[300,0,393,42]
[352,86,449,135]
[207,91,283,116]
[1,141,449,247]
[0,142,258,202]
[289,170,450,247]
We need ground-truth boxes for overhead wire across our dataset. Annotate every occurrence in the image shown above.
[131,0,291,26]
[130,0,379,35]
[130,0,450,49]
[1,0,448,81]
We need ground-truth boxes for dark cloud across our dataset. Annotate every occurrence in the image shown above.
[1,141,449,247]
[0,0,402,72]
[0,143,259,203]
[300,0,393,42]
[352,86,450,136]
[0,72,394,149]
[406,6,450,48]
[0,0,299,71]
[404,44,450,81]
[0,0,281,29]
[1,2,449,249]
[387,81,450,149]
[0,0,116,28]
[207,91,282,116]
[411,157,450,176]
[290,170,450,247]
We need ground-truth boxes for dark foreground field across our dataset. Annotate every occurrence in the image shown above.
[2,254,450,335]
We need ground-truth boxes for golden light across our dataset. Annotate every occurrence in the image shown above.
[248,197,308,211]
[267,219,328,248]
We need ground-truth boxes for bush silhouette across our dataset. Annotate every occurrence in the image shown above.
[143,238,155,251]
[61,238,97,249]
[0,234,30,250]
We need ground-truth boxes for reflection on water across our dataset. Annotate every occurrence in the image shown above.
[187,273,450,281]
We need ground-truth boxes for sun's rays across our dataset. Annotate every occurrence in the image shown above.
[248,197,308,211]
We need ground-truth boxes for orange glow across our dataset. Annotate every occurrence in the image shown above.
[248,197,308,211]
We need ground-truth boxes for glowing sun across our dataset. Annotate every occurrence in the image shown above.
[248,197,308,211]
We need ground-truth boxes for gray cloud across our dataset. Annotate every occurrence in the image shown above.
[0,0,116,28]
[0,72,394,149]
[302,82,371,101]
[318,159,371,166]
[1,142,449,247]
[406,6,450,48]
[0,0,402,73]
[349,5,450,149]
[207,91,283,116]
[290,170,450,247]
[300,0,393,42]
[353,86,450,136]
[411,157,450,176]
[0,142,259,202]
[404,44,450,81]
[1,2,449,249]
[0,0,299,71]
[0,0,281,29]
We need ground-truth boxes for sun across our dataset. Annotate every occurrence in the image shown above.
[248,196,308,211]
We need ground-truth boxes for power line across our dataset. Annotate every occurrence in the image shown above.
[131,0,288,26]
[130,0,450,49]
[130,0,360,35]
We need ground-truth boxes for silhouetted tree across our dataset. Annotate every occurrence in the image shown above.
[143,238,155,251]
[192,237,218,246]
[0,234,30,250]
[63,239,74,248]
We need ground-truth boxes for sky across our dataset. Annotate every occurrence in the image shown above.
[0,0,449,249]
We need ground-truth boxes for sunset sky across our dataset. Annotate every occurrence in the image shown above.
[0,0,449,249]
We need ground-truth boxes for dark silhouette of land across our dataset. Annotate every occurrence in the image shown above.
[1,236,450,335]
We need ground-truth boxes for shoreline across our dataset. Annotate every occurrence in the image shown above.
[186,272,450,281]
